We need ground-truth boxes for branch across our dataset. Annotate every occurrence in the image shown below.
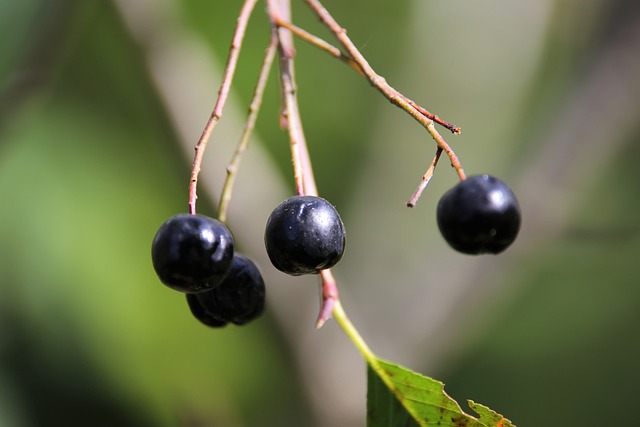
[188,0,258,215]
[267,0,318,197]
[273,17,363,75]
[303,0,466,183]
[273,17,461,135]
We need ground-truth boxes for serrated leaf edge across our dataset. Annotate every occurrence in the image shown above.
[369,357,515,427]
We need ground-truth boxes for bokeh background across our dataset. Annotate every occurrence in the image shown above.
[1,0,639,426]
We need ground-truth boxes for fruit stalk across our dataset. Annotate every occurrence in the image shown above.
[268,0,318,197]
[218,37,278,222]
[272,17,461,135]
[303,0,466,181]
[188,0,258,215]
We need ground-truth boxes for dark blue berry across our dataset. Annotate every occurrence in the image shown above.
[187,254,265,326]
[265,195,346,275]
[151,214,234,293]
[186,294,228,328]
[437,175,521,254]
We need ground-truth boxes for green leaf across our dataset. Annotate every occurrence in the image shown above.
[367,358,515,427]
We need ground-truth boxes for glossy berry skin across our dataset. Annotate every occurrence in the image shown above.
[187,254,265,327]
[151,214,234,293]
[437,174,521,255]
[265,195,346,275]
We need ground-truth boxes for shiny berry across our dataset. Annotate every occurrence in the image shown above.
[437,174,521,255]
[187,254,265,326]
[151,214,234,293]
[265,195,346,275]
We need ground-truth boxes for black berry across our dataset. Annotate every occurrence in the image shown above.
[265,195,346,275]
[437,174,521,255]
[151,213,234,293]
[187,254,265,326]
[186,294,228,328]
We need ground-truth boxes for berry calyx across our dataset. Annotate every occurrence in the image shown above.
[186,254,266,327]
[151,213,234,293]
[437,174,521,255]
[264,195,346,275]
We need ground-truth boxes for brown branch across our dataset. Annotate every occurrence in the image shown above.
[303,0,465,182]
[268,0,318,197]
[274,12,460,134]
[406,99,461,135]
[273,17,364,76]
[188,0,258,215]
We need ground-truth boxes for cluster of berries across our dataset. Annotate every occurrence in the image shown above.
[151,174,520,327]
[151,213,265,327]
[150,195,346,327]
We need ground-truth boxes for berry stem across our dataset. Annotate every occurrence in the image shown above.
[302,0,466,177]
[273,17,460,135]
[218,37,278,223]
[188,0,258,215]
[407,147,443,208]
[268,0,318,197]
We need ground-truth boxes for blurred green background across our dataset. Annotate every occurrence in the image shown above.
[1,0,639,426]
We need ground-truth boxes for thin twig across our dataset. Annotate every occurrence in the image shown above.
[407,147,443,208]
[268,0,318,197]
[406,99,460,135]
[218,37,278,223]
[303,0,465,181]
[279,55,308,196]
[188,0,258,215]
[273,17,363,75]
[274,14,460,135]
